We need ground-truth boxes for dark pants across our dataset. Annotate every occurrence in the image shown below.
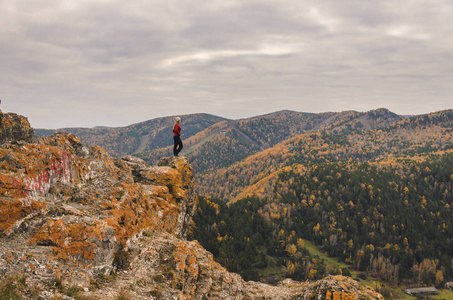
[173,136,183,156]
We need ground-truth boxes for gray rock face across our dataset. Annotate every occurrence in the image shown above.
[0,110,35,143]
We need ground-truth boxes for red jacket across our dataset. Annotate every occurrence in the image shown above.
[173,123,181,137]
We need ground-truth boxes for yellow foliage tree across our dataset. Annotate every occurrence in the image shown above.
[286,244,297,256]
[297,238,305,248]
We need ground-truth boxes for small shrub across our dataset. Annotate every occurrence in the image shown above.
[152,274,165,283]
[143,230,154,237]
[160,254,176,281]
[148,286,163,298]
[90,273,117,291]
[116,289,132,300]
[0,275,27,300]
[162,269,174,280]
[54,275,64,290]
[113,248,130,270]
[341,268,352,277]
[65,285,83,297]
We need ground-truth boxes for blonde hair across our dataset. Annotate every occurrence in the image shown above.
[173,117,181,131]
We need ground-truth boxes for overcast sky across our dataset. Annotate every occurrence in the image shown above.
[1,0,452,128]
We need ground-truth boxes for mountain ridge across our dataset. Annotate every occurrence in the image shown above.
[137,108,403,168]
[197,109,453,201]
[35,113,227,157]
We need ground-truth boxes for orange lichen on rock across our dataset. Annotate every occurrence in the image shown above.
[0,143,72,200]
[105,180,181,238]
[0,110,34,143]
[314,275,378,300]
[0,198,46,234]
[171,238,222,299]
[0,113,198,288]
[0,173,27,198]
[31,217,118,263]
[26,153,195,266]
[329,291,358,300]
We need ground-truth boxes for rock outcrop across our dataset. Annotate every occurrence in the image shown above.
[0,111,382,299]
[0,110,34,144]
[87,231,383,300]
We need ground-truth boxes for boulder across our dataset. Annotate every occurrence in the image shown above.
[0,110,34,144]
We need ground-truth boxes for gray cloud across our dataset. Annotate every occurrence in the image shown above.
[1,0,452,128]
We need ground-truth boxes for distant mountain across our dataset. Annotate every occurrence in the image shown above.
[93,126,112,129]
[137,108,402,170]
[34,113,226,157]
[135,110,333,170]
[198,109,453,201]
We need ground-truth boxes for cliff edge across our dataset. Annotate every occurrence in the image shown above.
[0,111,382,299]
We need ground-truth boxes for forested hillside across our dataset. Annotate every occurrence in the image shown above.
[35,113,225,157]
[199,109,452,201]
[191,151,453,292]
[190,109,453,295]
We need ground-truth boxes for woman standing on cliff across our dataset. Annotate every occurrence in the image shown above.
[173,117,183,156]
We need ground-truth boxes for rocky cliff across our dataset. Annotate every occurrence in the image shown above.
[0,110,382,299]
[0,111,34,143]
